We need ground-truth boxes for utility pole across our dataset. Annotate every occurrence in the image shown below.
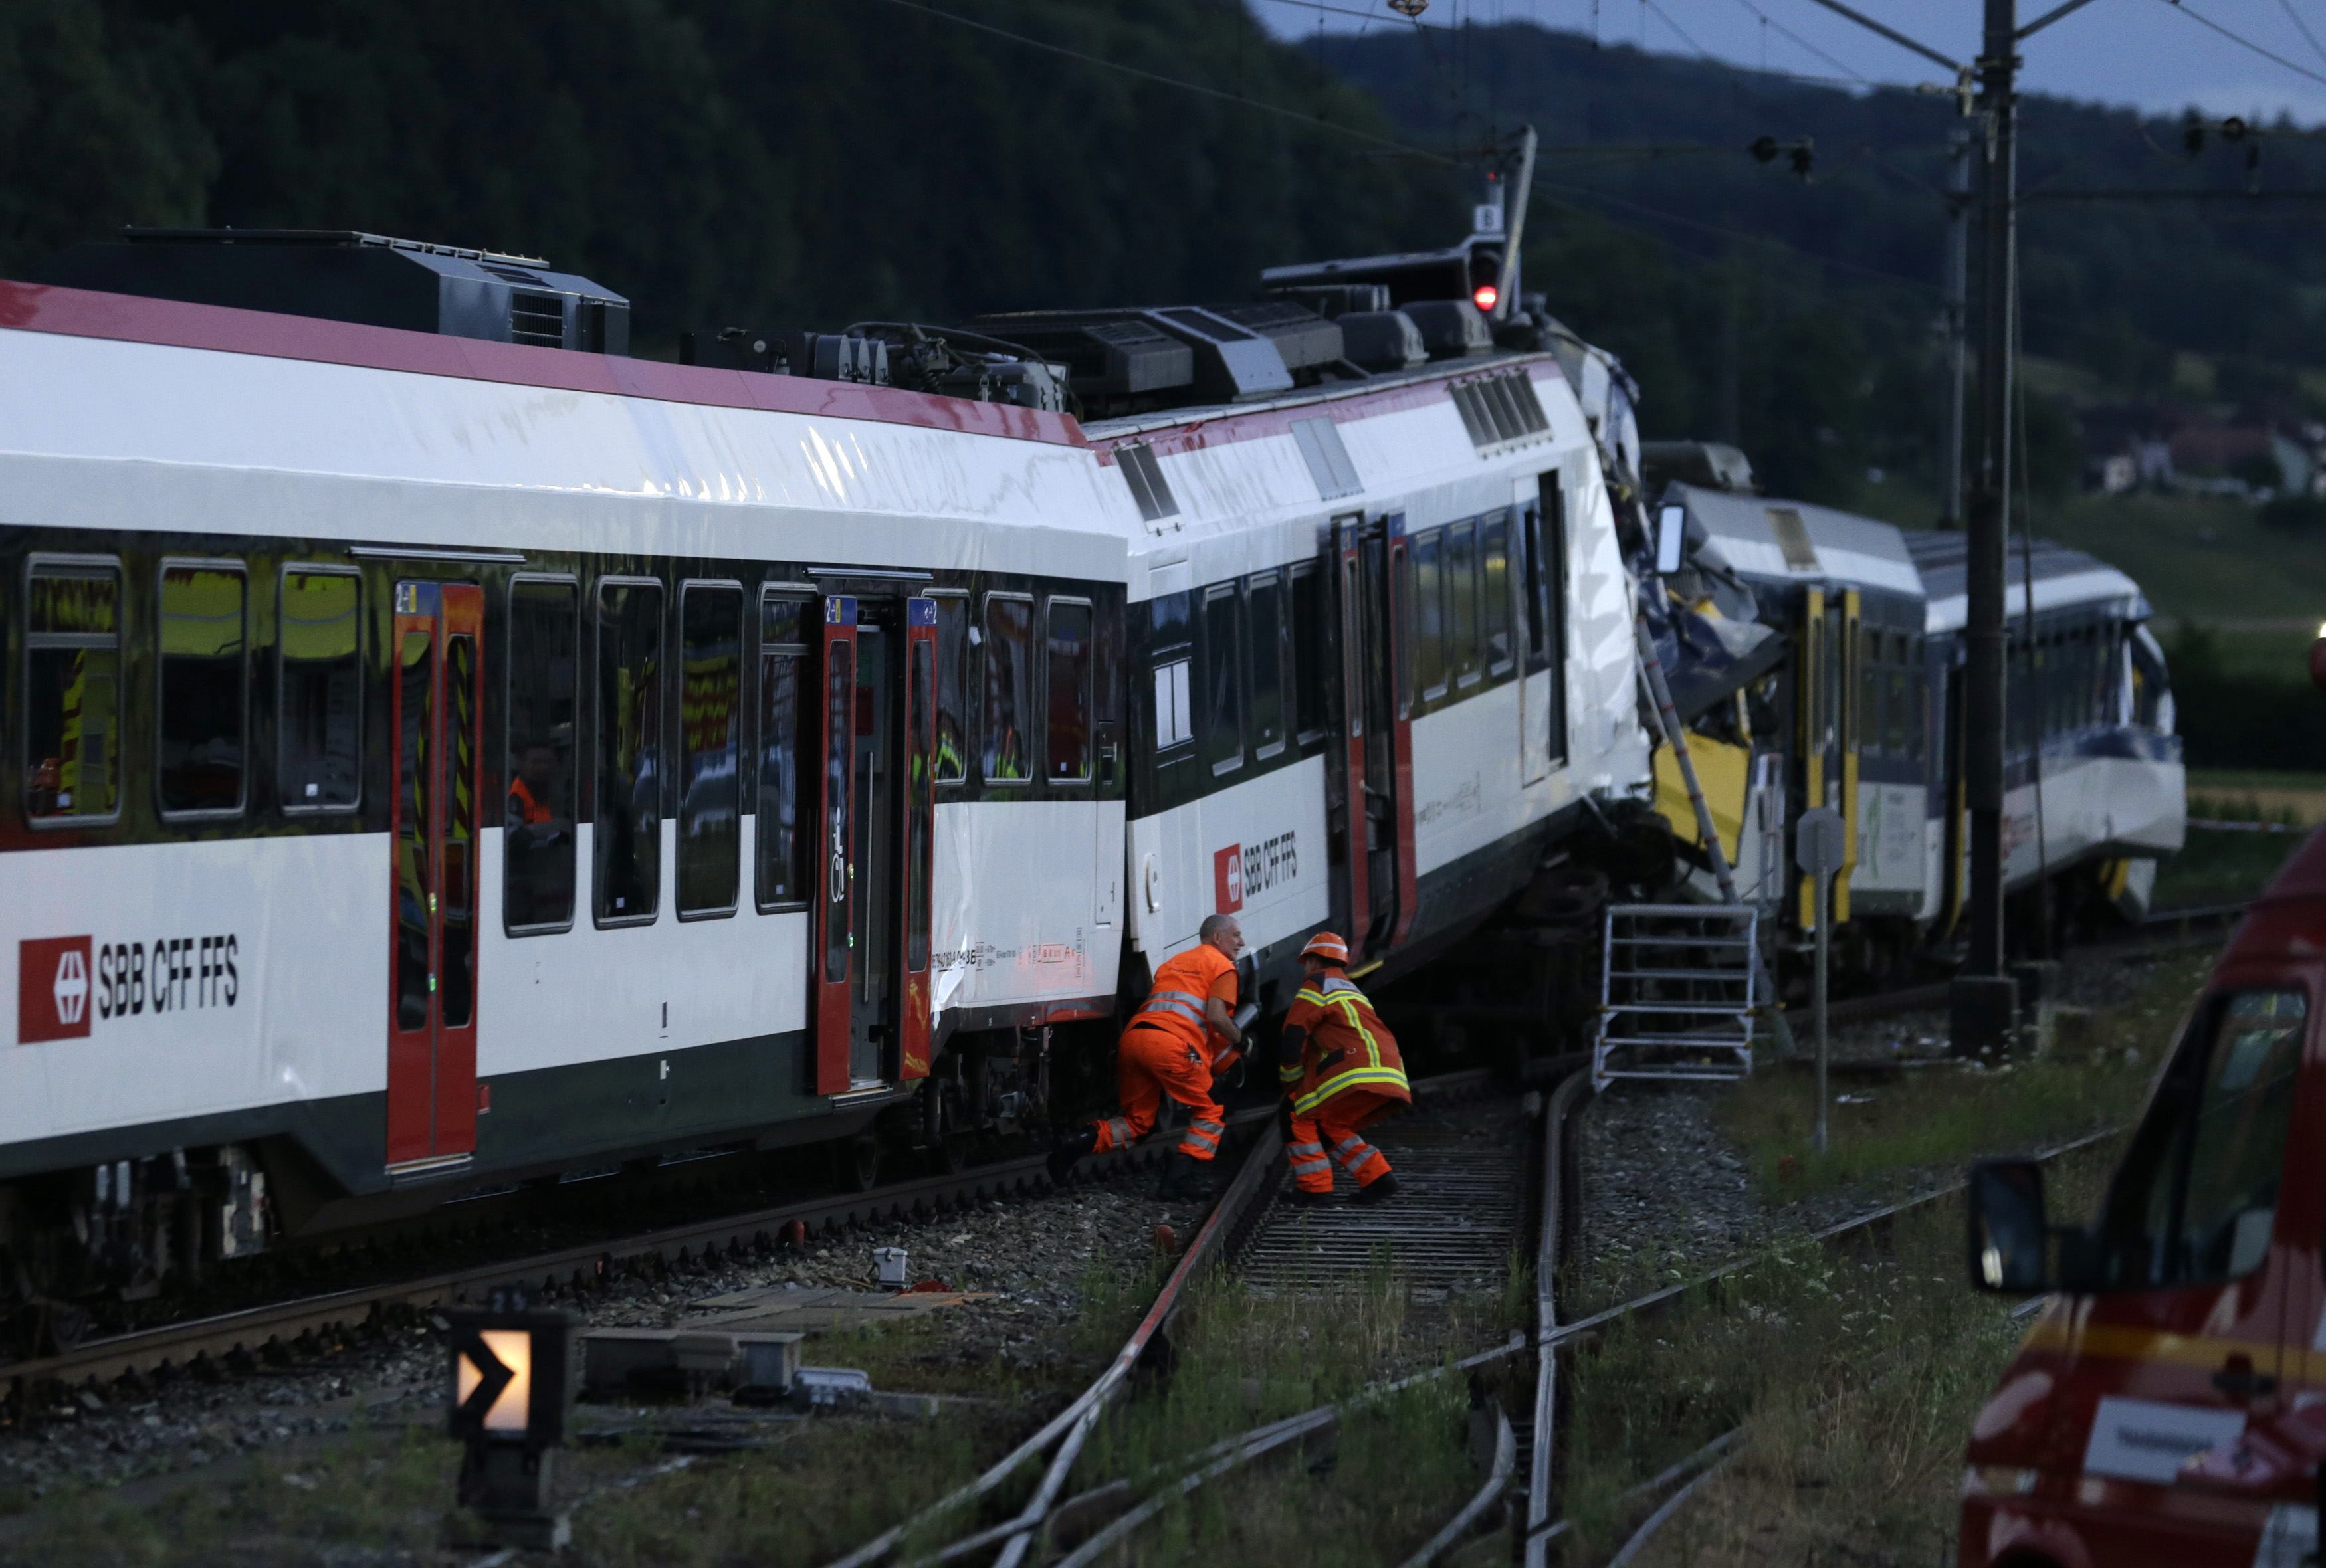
[1951,0,2020,1051]
[1939,127,1972,530]
[1795,0,2108,1052]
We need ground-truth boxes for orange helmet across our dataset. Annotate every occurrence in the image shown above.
[1300,932,1350,966]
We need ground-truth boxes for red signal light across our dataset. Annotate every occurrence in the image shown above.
[1472,283,1499,313]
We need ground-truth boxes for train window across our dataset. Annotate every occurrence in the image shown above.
[278,569,362,813]
[1859,633,1877,756]
[505,577,578,932]
[1521,491,1558,669]
[593,578,664,926]
[1152,592,1194,758]
[756,591,813,910]
[1289,563,1326,743]
[25,559,122,824]
[1046,597,1093,782]
[394,630,434,1030]
[1155,658,1194,750]
[1447,521,1481,688]
[2105,989,2305,1286]
[1481,514,1513,676]
[1906,638,1927,761]
[908,636,934,971]
[1884,635,1909,756]
[677,582,744,918]
[1247,573,1286,759]
[1859,634,1884,759]
[823,638,853,983]
[931,593,969,785]
[1412,529,1447,700]
[157,562,248,817]
[442,633,480,1029]
[1202,585,1245,777]
[982,594,1035,784]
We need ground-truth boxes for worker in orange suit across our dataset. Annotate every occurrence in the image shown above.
[1277,932,1410,1207]
[1049,913,1245,1200]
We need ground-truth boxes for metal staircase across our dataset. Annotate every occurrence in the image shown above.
[1591,903,1760,1090]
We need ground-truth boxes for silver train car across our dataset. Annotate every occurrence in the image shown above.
[1654,478,2184,967]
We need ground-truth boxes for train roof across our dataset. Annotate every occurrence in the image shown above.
[1085,349,1592,599]
[1905,530,2147,635]
[1665,483,1922,599]
[0,278,1138,582]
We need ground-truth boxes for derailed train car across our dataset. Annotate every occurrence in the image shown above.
[0,226,1655,1342]
[1647,468,2184,969]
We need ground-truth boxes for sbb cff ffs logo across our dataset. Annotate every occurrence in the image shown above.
[1212,831,1299,915]
[20,936,93,1044]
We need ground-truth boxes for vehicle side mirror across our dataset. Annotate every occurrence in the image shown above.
[1967,1158,2055,1293]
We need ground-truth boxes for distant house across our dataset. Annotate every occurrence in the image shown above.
[2077,401,2323,500]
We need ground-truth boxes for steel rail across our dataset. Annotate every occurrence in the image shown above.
[1588,1292,2060,1559]
[3,1121,1223,1405]
[831,1068,1503,1567]
[832,1108,1299,1568]
[1523,1066,1592,1566]
[1398,1403,1516,1568]
[999,1094,2114,1565]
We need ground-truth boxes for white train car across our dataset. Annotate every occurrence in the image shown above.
[0,231,1651,1333]
[1655,478,2182,963]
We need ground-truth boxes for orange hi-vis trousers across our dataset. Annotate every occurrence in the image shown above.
[1091,1024,1227,1162]
[1286,1087,1398,1193]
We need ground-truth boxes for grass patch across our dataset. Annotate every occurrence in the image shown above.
[1604,1145,2125,1567]
[2188,767,2326,795]
[0,1422,459,1567]
[1071,1262,1517,1565]
[2032,491,2326,625]
[1715,947,2210,1205]
[2161,782,2307,908]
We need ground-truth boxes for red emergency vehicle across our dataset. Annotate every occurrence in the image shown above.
[1960,829,2326,1567]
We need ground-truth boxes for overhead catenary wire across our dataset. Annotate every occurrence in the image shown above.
[1717,0,1874,84]
[867,0,1463,163]
[2160,0,2326,90]
[873,0,2326,386]
[2281,0,2326,72]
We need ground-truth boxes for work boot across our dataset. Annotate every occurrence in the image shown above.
[1047,1126,1098,1186]
[1282,1187,1333,1209]
[1354,1172,1400,1205]
[1156,1150,1210,1202]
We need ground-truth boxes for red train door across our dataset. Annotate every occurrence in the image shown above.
[385,580,483,1172]
[1332,517,1372,955]
[898,597,938,1081]
[1382,516,1420,949]
[813,597,857,1096]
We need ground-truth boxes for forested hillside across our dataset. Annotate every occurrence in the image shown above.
[0,0,1460,341]
[10,1,2324,507]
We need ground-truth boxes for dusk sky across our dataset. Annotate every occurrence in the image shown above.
[1257,0,2326,127]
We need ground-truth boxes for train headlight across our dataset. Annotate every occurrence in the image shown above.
[2311,627,2326,695]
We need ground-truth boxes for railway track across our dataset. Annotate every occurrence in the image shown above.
[3,904,2201,1547]
[823,1038,2129,1567]
[0,1127,1211,1415]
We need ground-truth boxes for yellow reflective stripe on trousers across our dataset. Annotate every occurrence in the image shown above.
[1291,1065,1411,1117]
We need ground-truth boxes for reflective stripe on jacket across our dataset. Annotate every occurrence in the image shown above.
[1284,971,1410,1116]
[1134,944,1237,1056]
